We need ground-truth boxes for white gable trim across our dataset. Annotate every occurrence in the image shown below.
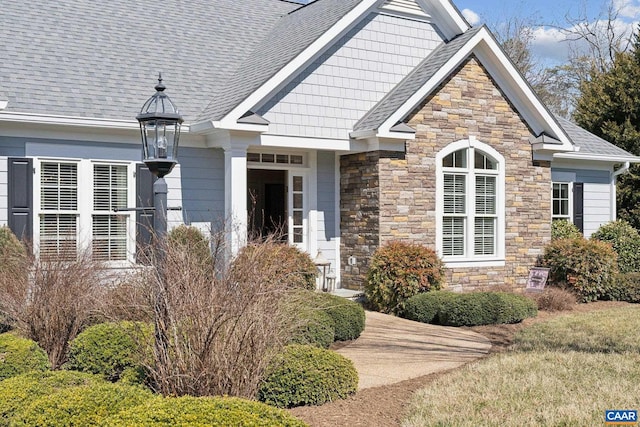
[218,0,381,129]
[376,27,574,152]
[417,0,469,40]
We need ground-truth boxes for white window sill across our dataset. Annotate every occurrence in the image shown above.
[443,258,506,268]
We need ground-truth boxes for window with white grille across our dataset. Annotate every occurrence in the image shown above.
[552,182,571,221]
[37,160,132,262]
[39,162,78,258]
[92,164,128,261]
[438,140,505,265]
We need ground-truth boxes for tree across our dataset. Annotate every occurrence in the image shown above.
[574,26,640,229]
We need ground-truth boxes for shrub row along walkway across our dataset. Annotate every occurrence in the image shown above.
[336,311,492,389]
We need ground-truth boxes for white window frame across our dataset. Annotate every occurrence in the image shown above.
[34,158,136,266]
[436,138,506,267]
[551,182,572,221]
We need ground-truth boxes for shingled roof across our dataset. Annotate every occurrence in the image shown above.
[555,116,639,161]
[0,0,302,122]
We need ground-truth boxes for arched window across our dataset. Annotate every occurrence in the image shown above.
[436,139,505,266]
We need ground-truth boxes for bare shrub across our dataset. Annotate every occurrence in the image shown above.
[527,287,577,312]
[124,230,300,398]
[0,245,107,369]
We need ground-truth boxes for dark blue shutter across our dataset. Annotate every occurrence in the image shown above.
[136,164,155,263]
[8,157,33,241]
[573,183,584,233]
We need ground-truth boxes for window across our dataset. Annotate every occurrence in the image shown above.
[552,182,571,221]
[37,160,133,262]
[437,140,505,265]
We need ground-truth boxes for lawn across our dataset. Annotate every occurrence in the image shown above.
[402,306,640,427]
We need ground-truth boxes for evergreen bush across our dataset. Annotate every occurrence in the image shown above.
[258,344,358,408]
[539,238,619,302]
[0,333,49,381]
[305,292,365,341]
[168,225,213,268]
[606,273,640,303]
[67,321,153,383]
[104,395,309,427]
[365,241,445,314]
[404,292,537,326]
[591,220,640,273]
[551,219,582,240]
[288,306,335,349]
[402,291,457,324]
[12,382,153,427]
[0,370,102,426]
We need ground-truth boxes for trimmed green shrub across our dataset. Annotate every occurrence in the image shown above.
[539,238,619,302]
[168,225,213,268]
[0,370,102,425]
[402,291,457,323]
[12,382,153,427]
[0,333,49,381]
[67,321,152,383]
[104,395,309,427]
[408,292,537,327]
[591,220,640,273]
[306,292,365,342]
[551,219,582,240]
[258,344,358,408]
[233,242,318,290]
[607,273,640,303]
[288,306,335,349]
[365,241,445,314]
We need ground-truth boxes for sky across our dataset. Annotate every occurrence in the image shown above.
[455,0,640,66]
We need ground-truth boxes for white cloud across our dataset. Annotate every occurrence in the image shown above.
[461,8,481,26]
[530,27,571,65]
[614,0,640,20]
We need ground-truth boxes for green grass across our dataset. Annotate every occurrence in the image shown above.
[402,306,640,427]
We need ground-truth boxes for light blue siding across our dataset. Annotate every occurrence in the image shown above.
[26,140,141,160]
[178,147,225,227]
[316,151,338,283]
[259,12,444,139]
[0,137,26,157]
[552,167,613,237]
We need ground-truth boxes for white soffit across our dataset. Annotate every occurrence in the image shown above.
[380,0,430,19]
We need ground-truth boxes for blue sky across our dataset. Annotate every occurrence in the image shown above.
[455,0,640,65]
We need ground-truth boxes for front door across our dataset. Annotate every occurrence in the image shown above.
[248,169,287,240]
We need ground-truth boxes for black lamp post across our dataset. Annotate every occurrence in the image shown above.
[137,74,183,382]
[137,74,183,242]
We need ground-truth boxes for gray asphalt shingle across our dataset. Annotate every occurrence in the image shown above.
[0,0,299,122]
[556,116,639,159]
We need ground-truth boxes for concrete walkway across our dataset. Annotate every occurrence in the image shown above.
[336,311,492,389]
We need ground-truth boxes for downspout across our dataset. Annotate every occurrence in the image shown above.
[611,162,631,221]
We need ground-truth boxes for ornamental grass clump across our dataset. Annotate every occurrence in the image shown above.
[365,241,445,314]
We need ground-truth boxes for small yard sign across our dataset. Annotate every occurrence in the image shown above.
[526,267,550,292]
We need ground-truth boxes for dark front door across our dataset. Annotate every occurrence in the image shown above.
[247,169,287,240]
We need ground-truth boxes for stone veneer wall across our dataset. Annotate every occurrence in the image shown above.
[340,56,552,290]
[340,152,381,290]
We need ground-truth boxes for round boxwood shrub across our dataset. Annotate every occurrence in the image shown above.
[67,321,152,383]
[12,382,153,427]
[306,292,365,342]
[365,241,445,314]
[233,242,318,290]
[0,333,49,381]
[419,292,537,327]
[551,219,582,241]
[402,291,457,324]
[0,370,102,425]
[288,306,335,349]
[258,344,358,408]
[539,238,619,302]
[104,395,309,427]
[591,220,640,273]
